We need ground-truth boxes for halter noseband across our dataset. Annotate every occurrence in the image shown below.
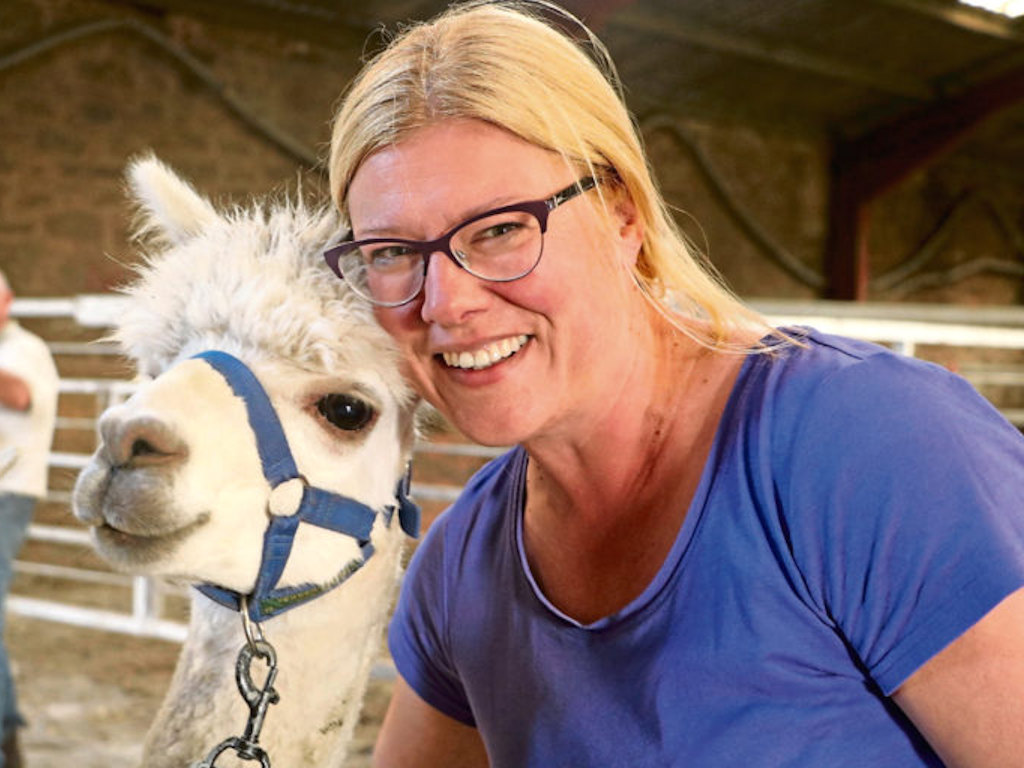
[191,350,419,623]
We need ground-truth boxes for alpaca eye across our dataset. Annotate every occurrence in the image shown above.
[316,394,375,431]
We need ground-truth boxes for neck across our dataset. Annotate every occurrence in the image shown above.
[524,315,733,522]
[520,312,750,623]
[141,523,406,768]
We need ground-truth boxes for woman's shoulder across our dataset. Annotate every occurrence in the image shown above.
[749,327,1024,483]
[749,327,979,417]
[761,327,922,379]
[731,326,1022,476]
[416,445,526,552]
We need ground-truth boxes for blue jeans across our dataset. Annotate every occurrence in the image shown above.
[0,493,34,762]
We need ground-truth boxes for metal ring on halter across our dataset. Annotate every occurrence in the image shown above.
[266,473,309,518]
[240,595,266,650]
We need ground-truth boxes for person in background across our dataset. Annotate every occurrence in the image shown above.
[326,2,1024,765]
[0,270,58,768]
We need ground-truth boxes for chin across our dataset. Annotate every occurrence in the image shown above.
[90,518,203,570]
[451,410,536,449]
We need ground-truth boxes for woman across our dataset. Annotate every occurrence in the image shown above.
[326,2,1024,765]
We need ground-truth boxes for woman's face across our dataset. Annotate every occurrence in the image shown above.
[346,119,644,446]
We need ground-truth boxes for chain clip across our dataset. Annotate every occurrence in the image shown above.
[189,599,280,767]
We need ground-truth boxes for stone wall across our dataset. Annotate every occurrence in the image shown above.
[2,0,1022,306]
[0,0,357,296]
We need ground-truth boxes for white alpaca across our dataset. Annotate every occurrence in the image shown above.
[72,157,418,767]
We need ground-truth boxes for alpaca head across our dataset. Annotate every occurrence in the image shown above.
[72,157,417,593]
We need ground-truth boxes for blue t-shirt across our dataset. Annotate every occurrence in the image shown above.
[390,330,1024,767]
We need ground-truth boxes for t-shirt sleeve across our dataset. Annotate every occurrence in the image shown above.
[776,349,1024,695]
[1,328,58,401]
[388,512,476,725]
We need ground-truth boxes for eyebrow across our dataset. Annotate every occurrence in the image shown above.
[352,193,530,241]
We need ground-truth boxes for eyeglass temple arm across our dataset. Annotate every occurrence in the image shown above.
[546,176,599,210]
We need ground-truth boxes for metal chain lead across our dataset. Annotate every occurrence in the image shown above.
[190,601,280,767]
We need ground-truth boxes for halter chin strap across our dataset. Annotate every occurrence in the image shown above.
[191,350,419,623]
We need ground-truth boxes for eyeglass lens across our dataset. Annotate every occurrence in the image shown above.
[337,208,545,306]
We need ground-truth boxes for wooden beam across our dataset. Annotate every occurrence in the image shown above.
[825,151,873,300]
[825,62,1024,299]
[840,62,1024,201]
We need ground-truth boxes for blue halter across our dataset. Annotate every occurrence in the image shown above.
[191,350,419,623]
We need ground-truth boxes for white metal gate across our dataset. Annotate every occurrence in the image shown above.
[10,295,1024,643]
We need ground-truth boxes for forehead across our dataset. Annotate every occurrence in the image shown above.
[347,120,567,234]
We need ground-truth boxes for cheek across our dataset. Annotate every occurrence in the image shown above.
[373,304,422,345]
[372,305,435,378]
[524,241,605,307]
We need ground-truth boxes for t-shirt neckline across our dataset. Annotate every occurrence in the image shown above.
[510,348,765,630]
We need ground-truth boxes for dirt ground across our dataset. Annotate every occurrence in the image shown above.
[7,613,391,767]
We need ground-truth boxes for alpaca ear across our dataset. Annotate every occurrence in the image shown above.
[126,154,221,246]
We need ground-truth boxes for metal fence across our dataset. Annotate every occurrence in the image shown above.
[9,295,1024,642]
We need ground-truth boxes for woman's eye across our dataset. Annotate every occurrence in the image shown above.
[316,394,375,431]
[477,221,522,241]
[368,245,417,271]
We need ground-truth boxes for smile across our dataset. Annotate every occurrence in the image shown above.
[441,335,529,370]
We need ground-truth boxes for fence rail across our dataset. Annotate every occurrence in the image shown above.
[10,295,1024,642]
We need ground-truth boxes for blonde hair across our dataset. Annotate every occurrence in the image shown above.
[328,0,772,348]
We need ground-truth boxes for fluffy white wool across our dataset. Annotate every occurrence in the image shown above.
[117,155,411,406]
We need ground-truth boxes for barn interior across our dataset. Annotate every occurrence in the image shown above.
[2,0,1024,765]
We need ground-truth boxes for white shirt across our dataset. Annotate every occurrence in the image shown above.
[0,320,58,498]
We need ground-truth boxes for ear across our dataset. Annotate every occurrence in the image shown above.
[126,154,220,247]
[611,187,644,268]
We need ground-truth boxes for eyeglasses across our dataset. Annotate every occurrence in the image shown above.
[324,176,599,307]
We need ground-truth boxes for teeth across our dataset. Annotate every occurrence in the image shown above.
[442,335,529,370]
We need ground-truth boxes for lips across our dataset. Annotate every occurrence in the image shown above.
[440,334,529,371]
[91,511,211,565]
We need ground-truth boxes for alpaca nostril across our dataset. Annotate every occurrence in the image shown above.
[101,415,188,468]
[130,438,160,459]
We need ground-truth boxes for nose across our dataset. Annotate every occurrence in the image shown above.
[98,409,188,468]
[419,249,489,326]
